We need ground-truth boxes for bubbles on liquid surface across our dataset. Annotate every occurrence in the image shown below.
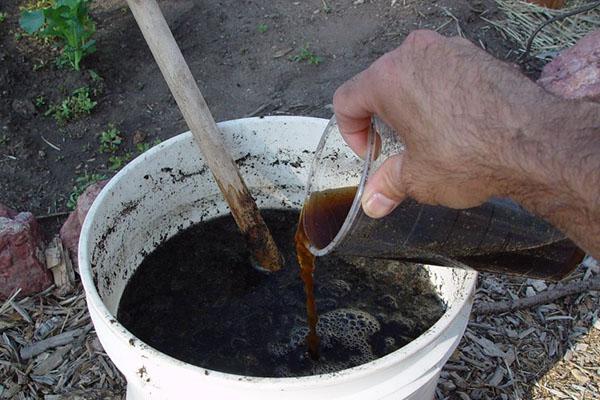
[268,308,381,375]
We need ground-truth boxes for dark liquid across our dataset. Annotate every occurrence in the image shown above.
[294,216,319,360]
[118,209,445,377]
[302,186,358,251]
[295,187,358,359]
[300,186,584,281]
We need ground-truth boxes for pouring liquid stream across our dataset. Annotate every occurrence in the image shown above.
[295,186,358,360]
[294,217,320,360]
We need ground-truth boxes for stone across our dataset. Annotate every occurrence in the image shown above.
[538,30,600,102]
[0,204,53,300]
[60,180,108,267]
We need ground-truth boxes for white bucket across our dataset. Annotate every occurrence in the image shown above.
[79,116,477,400]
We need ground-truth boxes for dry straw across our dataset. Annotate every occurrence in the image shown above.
[485,0,600,59]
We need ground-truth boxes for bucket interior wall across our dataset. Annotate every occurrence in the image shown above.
[89,118,320,314]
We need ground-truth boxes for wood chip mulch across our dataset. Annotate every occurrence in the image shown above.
[1,260,598,399]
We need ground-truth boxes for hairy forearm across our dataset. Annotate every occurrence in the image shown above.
[496,98,600,258]
[333,30,600,259]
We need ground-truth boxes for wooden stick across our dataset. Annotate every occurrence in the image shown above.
[473,276,600,315]
[125,0,282,271]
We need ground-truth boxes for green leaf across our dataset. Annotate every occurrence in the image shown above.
[81,39,95,52]
[19,10,45,34]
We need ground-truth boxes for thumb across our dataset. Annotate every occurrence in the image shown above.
[361,153,407,218]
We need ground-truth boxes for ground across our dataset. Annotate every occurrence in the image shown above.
[1,0,516,218]
[0,0,598,399]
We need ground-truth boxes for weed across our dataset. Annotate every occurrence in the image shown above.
[67,172,106,210]
[0,12,7,23]
[34,95,46,108]
[290,45,323,65]
[98,124,122,153]
[45,86,96,123]
[135,142,151,153]
[257,23,268,33]
[54,54,72,69]
[19,0,96,71]
[135,138,162,154]
[0,134,9,146]
[88,69,102,83]
[108,153,132,171]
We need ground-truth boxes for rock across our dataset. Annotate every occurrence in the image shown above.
[538,30,600,102]
[11,99,36,118]
[0,204,53,300]
[60,181,108,266]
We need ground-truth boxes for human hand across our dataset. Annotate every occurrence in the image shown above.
[333,30,553,218]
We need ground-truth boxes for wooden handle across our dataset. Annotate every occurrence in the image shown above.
[126,0,283,271]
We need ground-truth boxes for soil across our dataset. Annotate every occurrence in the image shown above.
[117,209,445,377]
[0,0,529,219]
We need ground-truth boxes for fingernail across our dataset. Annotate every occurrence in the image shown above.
[363,192,397,218]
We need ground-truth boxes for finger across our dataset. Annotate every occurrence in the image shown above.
[361,153,407,218]
[333,70,376,158]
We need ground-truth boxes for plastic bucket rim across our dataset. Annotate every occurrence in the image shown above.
[78,115,478,389]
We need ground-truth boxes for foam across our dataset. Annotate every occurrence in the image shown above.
[324,279,352,298]
[267,308,381,373]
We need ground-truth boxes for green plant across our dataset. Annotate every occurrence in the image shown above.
[99,124,122,153]
[135,142,151,153]
[290,45,323,65]
[135,138,162,154]
[88,69,102,82]
[0,12,7,23]
[45,86,96,123]
[0,134,9,145]
[67,172,106,210]
[19,0,96,71]
[108,153,132,171]
[257,23,268,33]
[34,95,46,108]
